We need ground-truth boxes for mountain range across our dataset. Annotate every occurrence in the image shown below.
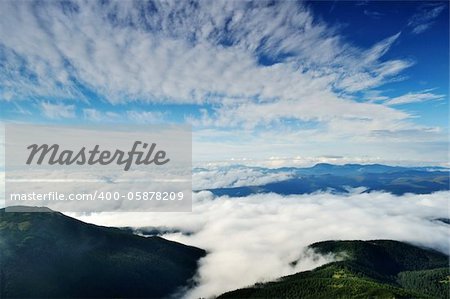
[204,163,449,196]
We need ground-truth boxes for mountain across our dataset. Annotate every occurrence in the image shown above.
[0,207,205,298]
[279,163,449,175]
[218,240,450,299]
[205,164,449,196]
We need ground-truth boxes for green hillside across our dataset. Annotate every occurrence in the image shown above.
[219,240,449,299]
[0,207,205,298]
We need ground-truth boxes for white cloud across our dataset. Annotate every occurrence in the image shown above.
[385,90,445,106]
[0,1,413,117]
[40,102,76,119]
[83,108,166,123]
[363,10,384,19]
[74,191,450,298]
[193,166,293,190]
[191,123,448,166]
[83,108,120,122]
[126,110,166,124]
[11,102,32,116]
[0,1,446,164]
[195,93,410,129]
[408,3,446,34]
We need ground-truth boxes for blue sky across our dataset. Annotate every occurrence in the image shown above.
[0,0,448,166]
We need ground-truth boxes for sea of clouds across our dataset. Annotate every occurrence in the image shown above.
[192,165,294,190]
[75,189,450,298]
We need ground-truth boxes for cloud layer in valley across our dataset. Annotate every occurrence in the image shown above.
[74,190,450,298]
[192,166,293,190]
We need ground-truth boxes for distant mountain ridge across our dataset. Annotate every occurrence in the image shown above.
[203,163,449,196]
[0,207,205,298]
[195,163,449,174]
[285,163,448,175]
[219,240,450,299]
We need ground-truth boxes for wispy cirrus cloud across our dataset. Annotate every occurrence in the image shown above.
[363,9,384,20]
[82,108,167,124]
[385,90,446,106]
[40,102,76,119]
[82,109,121,122]
[0,2,411,108]
[126,110,167,124]
[407,2,447,34]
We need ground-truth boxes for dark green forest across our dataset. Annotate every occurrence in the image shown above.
[0,207,205,298]
[219,240,450,299]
